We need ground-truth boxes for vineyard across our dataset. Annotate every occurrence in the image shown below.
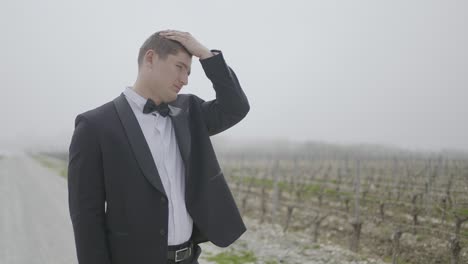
[42,141,468,263]
[215,141,468,264]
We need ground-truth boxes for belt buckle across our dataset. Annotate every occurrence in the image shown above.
[175,246,191,262]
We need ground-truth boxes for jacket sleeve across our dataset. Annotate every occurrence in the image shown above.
[195,51,250,136]
[68,114,111,264]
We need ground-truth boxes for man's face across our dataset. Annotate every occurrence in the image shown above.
[148,50,192,103]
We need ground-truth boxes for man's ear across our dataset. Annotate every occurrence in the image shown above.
[145,50,158,69]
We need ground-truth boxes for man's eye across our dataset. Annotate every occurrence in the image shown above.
[176,65,182,69]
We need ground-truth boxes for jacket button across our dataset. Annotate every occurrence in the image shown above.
[161,197,166,203]
[160,229,166,235]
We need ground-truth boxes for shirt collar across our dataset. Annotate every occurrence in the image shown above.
[123,86,148,113]
[123,86,181,117]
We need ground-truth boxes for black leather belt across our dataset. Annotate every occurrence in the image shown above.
[167,240,194,263]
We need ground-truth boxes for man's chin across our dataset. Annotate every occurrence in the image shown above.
[166,94,178,103]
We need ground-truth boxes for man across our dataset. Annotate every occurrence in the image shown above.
[67,30,249,264]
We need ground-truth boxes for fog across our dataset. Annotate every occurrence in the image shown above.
[1,0,467,153]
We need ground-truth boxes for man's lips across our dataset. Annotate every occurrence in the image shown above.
[173,85,181,92]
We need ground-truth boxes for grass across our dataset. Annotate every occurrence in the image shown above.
[416,234,424,242]
[204,250,257,264]
[383,255,412,264]
[32,155,56,168]
[455,208,468,217]
[231,176,355,201]
[383,255,391,262]
[31,154,68,179]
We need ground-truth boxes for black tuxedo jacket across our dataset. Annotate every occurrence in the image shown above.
[68,52,249,264]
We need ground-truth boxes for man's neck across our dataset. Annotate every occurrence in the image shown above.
[133,79,163,105]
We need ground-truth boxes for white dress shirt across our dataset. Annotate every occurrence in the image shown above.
[123,86,193,246]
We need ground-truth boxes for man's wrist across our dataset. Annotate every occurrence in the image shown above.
[199,49,214,60]
[199,49,221,60]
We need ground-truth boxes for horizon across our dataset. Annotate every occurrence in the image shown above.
[1,1,467,153]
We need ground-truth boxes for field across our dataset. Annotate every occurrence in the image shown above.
[215,141,468,264]
[42,140,468,263]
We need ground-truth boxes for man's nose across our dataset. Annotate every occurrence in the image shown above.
[180,74,189,86]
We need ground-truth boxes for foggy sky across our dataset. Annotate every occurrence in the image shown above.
[1,0,467,153]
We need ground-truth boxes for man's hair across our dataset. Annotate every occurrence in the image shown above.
[137,31,192,69]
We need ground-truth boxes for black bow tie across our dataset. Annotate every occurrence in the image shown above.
[143,99,170,117]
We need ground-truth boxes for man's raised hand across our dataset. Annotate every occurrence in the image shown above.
[159,30,213,60]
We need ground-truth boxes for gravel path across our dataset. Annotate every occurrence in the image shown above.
[0,153,77,264]
[198,217,386,264]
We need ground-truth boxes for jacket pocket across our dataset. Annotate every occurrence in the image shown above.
[208,170,223,182]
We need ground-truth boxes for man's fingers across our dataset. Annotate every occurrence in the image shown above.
[164,30,189,35]
[158,30,207,58]
[161,32,191,44]
[160,30,190,38]
[161,34,188,44]
[161,33,189,41]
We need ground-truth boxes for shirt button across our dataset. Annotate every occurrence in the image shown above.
[160,229,166,235]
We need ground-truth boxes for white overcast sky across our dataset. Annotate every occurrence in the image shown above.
[1,0,467,153]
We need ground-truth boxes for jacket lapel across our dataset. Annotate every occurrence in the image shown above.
[168,104,191,170]
[113,93,167,197]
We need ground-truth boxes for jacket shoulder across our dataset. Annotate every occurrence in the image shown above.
[75,100,115,126]
[170,93,203,108]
